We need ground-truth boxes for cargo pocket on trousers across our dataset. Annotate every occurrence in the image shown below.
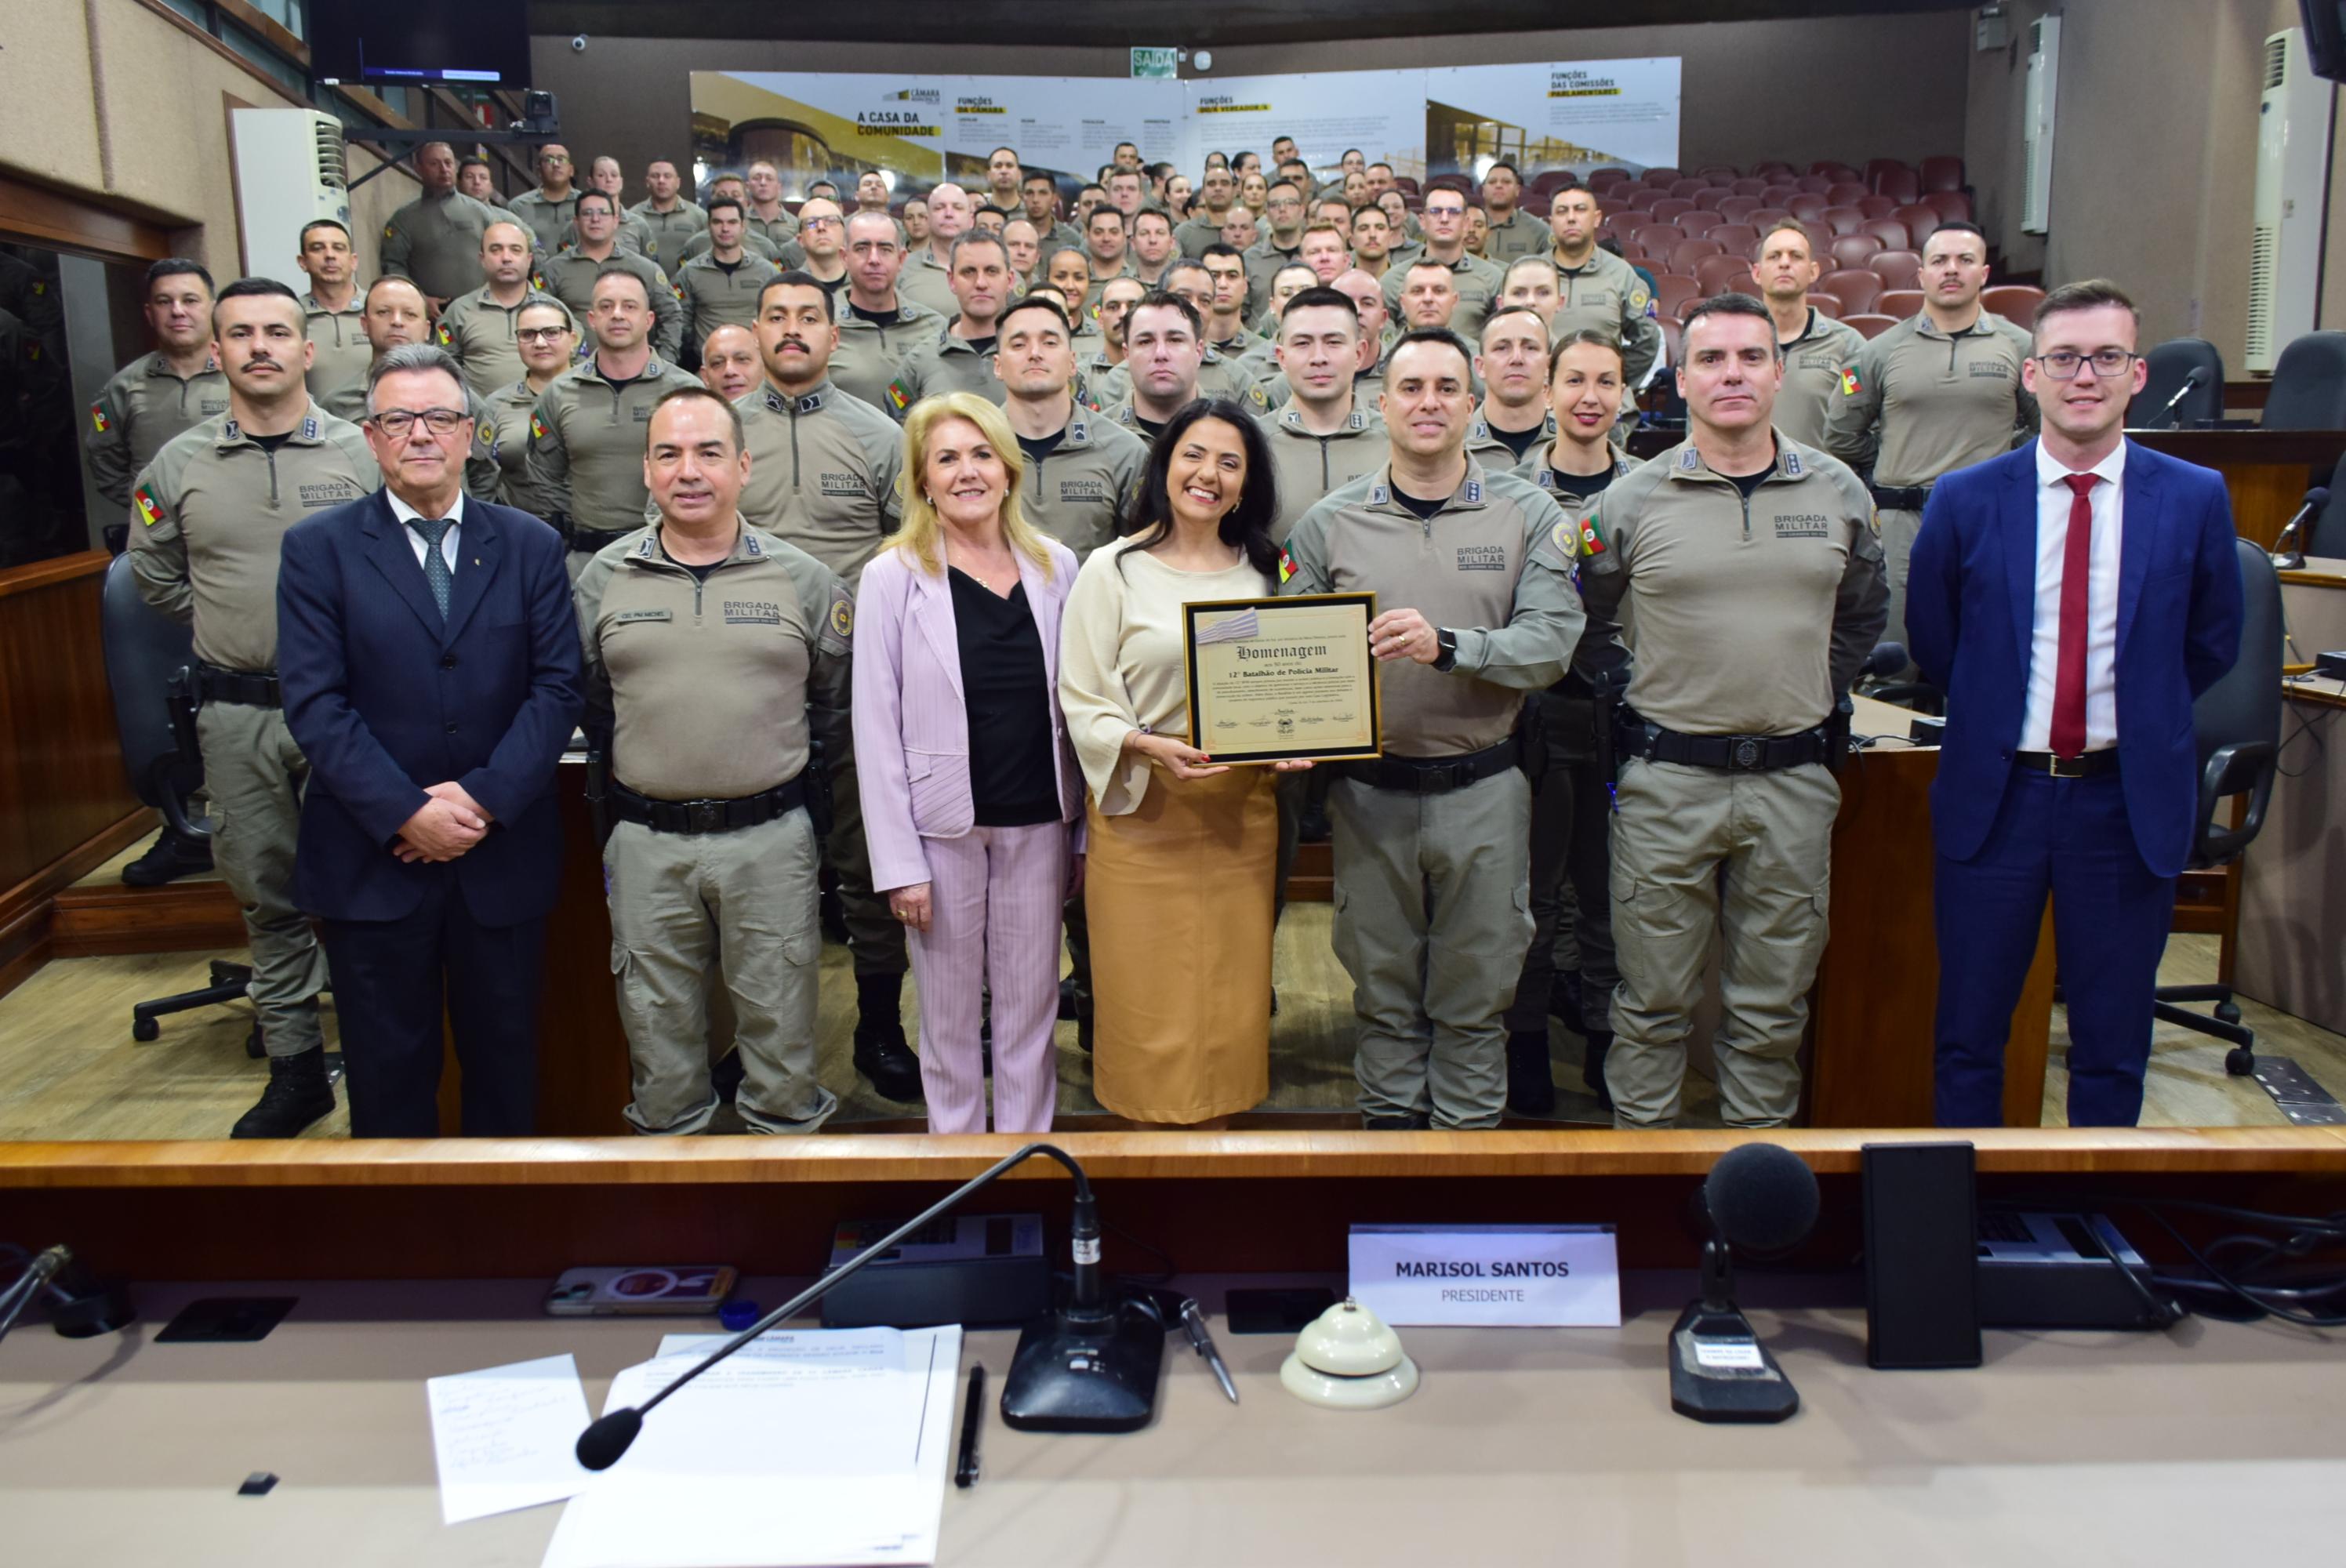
[1331,886,1356,977]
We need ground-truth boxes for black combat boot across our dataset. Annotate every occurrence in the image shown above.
[229,1048,335,1138]
[121,826,212,887]
[1507,1029,1556,1117]
[851,971,923,1102]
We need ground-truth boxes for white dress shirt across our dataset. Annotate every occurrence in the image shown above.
[2019,439,2125,752]
[386,487,465,575]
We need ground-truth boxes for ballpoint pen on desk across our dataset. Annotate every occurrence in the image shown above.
[1180,1298,1240,1405]
[956,1366,985,1487]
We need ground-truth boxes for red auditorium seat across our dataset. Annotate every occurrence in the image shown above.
[1829,233,1884,267]
[1717,196,1762,222]
[1622,187,1665,212]
[1654,274,1701,318]
[1706,223,1760,254]
[1658,317,1683,365]
[1753,161,1797,180]
[1818,268,1883,314]
[1730,178,1768,198]
[1395,176,1420,194]
[1868,250,1923,290]
[1842,313,1899,340]
[1819,206,1868,235]
[1857,194,1897,220]
[1633,223,1689,253]
[1919,156,1966,193]
[1653,198,1697,223]
[1796,174,1833,195]
[1876,289,1927,318]
[1644,166,1683,184]
[1875,167,1920,205]
[1786,194,1828,220]
[1825,181,1870,207]
[1696,165,1740,181]
[1805,292,1843,318]
[1894,202,1944,238]
[1588,167,1629,186]
[1694,253,1755,295]
[1671,178,1709,199]
[1748,207,1789,231]
[1982,285,2046,324]
[1760,183,1801,205]
[1863,158,1909,191]
[1812,162,1861,181]
[1923,190,1973,223]
[1669,238,1725,272]
[1861,220,1909,251]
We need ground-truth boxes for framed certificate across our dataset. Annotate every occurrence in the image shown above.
[1181,593,1381,764]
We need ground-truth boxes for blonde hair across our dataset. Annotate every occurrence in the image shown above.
[890,392,1056,579]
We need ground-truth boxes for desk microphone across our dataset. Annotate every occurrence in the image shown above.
[2144,368,2203,430]
[1858,641,1908,682]
[0,1244,134,1344]
[2272,486,2327,570]
[1669,1142,1819,1425]
[576,1142,1162,1471]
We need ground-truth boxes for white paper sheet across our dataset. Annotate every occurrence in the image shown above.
[541,1326,964,1568]
[426,1352,594,1526]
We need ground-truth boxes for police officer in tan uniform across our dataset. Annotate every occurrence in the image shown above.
[888,234,1015,413]
[434,221,559,399]
[87,260,229,510]
[1280,328,1586,1130]
[830,211,945,412]
[316,277,501,503]
[1584,294,1887,1128]
[734,273,919,1098]
[576,387,852,1134]
[630,158,708,254]
[674,196,780,350]
[1545,186,1661,387]
[537,191,683,361]
[1262,287,1386,539]
[1380,188,1505,341]
[1752,220,1866,447]
[380,142,507,314]
[1479,162,1549,264]
[127,279,378,1137]
[510,144,583,257]
[294,220,369,401]
[526,269,701,570]
[1825,220,2035,664]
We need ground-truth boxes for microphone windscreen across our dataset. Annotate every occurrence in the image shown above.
[1705,1142,1820,1254]
[1862,641,1908,679]
[575,1407,643,1471]
[2307,487,2331,510]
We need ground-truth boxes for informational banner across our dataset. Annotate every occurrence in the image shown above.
[1423,59,1682,176]
[691,72,1182,196]
[690,61,1680,194]
[1179,70,1427,180]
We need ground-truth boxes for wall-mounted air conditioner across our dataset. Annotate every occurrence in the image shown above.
[2246,27,2337,374]
[230,109,353,291]
[2021,15,2059,234]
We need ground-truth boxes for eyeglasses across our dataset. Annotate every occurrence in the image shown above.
[516,327,571,344]
[369,408,470,437]
[2033,349,2137,379]
[801,216,842,229]
[1425,205,1466,219]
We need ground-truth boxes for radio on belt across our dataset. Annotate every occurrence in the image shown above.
[818,1212,1053,1329]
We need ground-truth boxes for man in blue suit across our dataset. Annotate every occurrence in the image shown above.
[278,343,583,1136]
[1909,281,2242,1127]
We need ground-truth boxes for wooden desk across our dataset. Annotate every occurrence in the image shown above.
[2130,429,2346,550]
[2237,678,2346,1034]
[1807,698,2056,1127]
[6,1267,2342,1567]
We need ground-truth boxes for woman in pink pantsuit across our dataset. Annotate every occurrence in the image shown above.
[854,392,1084,1132]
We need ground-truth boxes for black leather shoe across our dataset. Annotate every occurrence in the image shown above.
[122,826,212,887]
[1507,1030,1556,1117]
[1363,1112,1433,1130]
[711,1048,746,1104]
[1298,804,1331,843]
[852,1016,924,1102]
[1582,1033,1614,1113]
[230,1049,334,1138]
[1058,976,1078,1021]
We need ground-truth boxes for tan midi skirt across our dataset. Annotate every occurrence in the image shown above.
[1086,765,1277,1123]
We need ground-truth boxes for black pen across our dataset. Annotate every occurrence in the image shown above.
[954,1365,985,1487]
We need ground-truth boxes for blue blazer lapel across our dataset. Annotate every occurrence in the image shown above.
[2003,444,2039,684]
[2115,441,2159,661]
[361,493,446,638]
[910,562,963,699]
[441,509,503,647]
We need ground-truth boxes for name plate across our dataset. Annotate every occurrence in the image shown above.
[1349,1224,1621,1327]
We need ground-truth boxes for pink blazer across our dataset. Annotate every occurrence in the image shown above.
[852,539,1086,892]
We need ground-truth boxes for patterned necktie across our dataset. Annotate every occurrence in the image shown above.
[409,516,453,619]
[2048,473,2097,759]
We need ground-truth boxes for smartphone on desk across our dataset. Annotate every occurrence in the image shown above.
[545,1265,738,1316]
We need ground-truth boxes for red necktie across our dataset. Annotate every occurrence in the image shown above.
[2049,472,2097,759]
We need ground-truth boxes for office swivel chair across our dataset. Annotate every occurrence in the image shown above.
[2152,539,2284,1076]
[2259,331,2346,430]
[96,554,262,1056]
[2128,338,2224,429]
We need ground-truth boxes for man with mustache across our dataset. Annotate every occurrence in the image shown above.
[126,278,379,1137]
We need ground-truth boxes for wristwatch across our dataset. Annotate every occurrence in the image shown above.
[1432,628,1458,672]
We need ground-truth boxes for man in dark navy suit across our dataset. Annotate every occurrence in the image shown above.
[278,343,582,1137]
[1908,281,2242,1127]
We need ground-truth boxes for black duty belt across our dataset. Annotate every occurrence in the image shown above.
[1344,739,1517,793]
[1868,483,1932,511]
[1618,713,1832,772]
[568,524,635,554]
[193,662,281,709]
[608,775,808,834]
[2012,749,2119,779]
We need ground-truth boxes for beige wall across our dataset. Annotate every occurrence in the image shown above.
[2,0,412,278]
[528,13,1970,211]
[1967,0,2319,366]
